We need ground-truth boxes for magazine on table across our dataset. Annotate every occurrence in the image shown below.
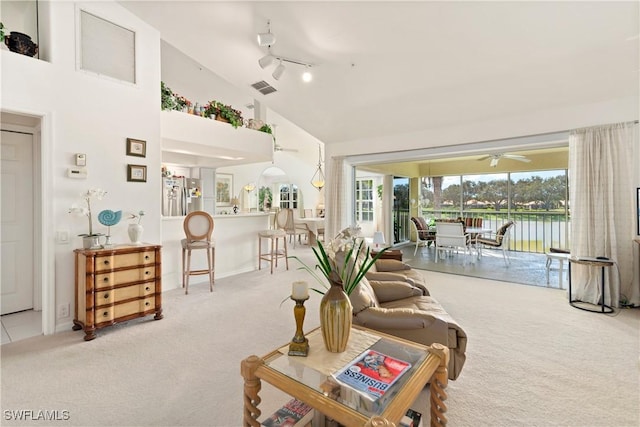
[261,398,313,427]
[332,349,412,401]
[400,408,423,427]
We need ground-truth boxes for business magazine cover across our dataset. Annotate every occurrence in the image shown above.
[333,349,412,400]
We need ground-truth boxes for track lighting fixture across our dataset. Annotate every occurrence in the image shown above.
[302,67,313,82]
[272,60,286,80]
[258,54,274,69]
[257,20,276,46]
[257,19,314,82]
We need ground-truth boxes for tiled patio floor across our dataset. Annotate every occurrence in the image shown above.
[397,243,567,290]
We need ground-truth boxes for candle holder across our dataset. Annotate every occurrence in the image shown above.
[288,296,310,357]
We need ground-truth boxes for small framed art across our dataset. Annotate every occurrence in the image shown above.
[216,173,233,206]
[126,138,146,157]
[127,164,147,182]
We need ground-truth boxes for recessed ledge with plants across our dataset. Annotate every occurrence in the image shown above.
[161,81,272,132]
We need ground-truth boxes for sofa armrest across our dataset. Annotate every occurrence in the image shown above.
[367,280,422,302]
[355,306,446,330]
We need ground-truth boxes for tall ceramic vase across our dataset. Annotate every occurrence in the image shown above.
[319,280,352,353]
[128,224,144,245]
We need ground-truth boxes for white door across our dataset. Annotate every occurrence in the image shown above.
[1,130,34,315]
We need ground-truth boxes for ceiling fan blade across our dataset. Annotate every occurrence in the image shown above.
[274,145,298,153]
[477,155,492,161]
[503,155,531,163]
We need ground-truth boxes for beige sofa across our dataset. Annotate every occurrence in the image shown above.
[349,276,467,380]
[365,258,430,296]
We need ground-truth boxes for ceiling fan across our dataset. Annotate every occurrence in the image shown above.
[271,124,298,152]
[477,153,531,167]
[274,142,298,153]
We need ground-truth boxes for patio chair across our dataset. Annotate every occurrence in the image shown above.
[476,221,515,266]
[435,221,473,264]
[410,216,435,256]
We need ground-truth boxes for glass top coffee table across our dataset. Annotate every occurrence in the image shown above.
[241,325,449,426]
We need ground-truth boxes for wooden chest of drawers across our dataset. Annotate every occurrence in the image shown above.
[73,244,163,341]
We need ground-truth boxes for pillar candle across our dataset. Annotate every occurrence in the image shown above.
[292,281,309,299]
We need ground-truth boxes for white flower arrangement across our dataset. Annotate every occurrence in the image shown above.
[68,188,107,236]
[129,210,145,224]
[289,224,387,296]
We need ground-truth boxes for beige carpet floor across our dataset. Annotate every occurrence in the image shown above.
[1,245,639,426]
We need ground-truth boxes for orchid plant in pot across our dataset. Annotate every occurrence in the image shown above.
[289,225,388,352]
[68,188,107,249]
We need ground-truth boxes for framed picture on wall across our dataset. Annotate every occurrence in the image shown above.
[127,164,147,182]
[216,173,233,206]
[126,138,146,157]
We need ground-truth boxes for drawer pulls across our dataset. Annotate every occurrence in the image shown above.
[103,311,109,317]
[145,271,150,276]
[145,301,150,307]
[103,293,109,299]
[144,255,150,260]
[103,277,109,283]
[145,286,150,291]
[103,260,110,266]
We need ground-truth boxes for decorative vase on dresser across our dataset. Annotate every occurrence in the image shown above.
[319,280,353,353]
[73,244,163,340]
[128,224,144,245]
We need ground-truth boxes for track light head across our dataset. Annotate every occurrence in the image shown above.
[258,54,274,69]
[302,67,312,82]
[272,61,285,80]
[257,20,276,46]
[257,32,276,46]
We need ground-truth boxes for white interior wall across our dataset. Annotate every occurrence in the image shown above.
[160,40,254,123]
[1,1,161,333]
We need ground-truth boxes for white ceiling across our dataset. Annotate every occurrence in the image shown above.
[120,1,639,147]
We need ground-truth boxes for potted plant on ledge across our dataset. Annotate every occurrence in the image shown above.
[204,100,244,128]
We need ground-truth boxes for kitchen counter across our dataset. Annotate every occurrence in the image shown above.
[161,213,270,290]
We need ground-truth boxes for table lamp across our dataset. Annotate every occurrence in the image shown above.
[372,231,386,249]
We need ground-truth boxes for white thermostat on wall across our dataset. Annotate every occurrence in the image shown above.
[67,167,88,179]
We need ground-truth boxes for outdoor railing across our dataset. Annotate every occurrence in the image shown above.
[394,209,570,254]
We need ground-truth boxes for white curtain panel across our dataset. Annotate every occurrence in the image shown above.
[568,122,638,307]
[325,156,346,240]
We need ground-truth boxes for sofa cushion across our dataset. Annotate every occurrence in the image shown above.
[374,259,411,272]
[368,280,423,303]
[349,277,379,314]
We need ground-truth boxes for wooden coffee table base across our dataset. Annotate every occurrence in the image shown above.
[241,338,449,426]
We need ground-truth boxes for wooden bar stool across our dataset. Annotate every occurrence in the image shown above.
[258,229,289,274]
[181,211,215,294]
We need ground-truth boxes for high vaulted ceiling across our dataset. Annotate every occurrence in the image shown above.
[121,1,639,146]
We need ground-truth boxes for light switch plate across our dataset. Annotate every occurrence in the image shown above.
[75,153,86,166]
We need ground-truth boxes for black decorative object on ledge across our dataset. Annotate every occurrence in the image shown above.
[5,31,38,57]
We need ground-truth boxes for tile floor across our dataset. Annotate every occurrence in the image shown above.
[398,242,568,289]
[1,310,42,345]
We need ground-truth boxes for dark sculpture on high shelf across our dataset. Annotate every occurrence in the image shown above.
[5,31,38,57]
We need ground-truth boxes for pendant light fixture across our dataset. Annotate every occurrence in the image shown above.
[311,144,325,190]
